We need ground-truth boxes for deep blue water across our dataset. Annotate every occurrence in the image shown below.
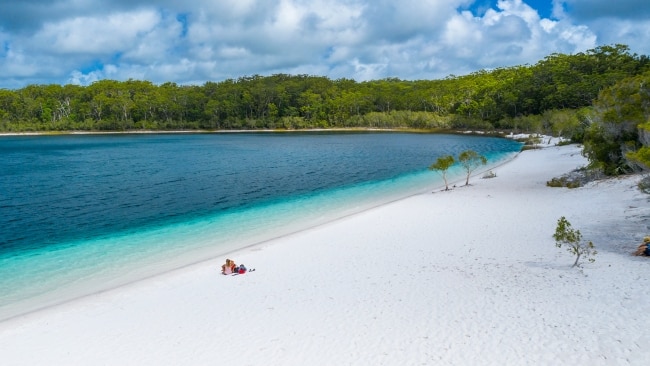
[0,132,522,320]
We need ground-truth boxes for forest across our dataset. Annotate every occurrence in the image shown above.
[1,44,650,174]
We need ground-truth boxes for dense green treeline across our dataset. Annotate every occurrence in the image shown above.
[584,71,650,174]
[0,44,647,134]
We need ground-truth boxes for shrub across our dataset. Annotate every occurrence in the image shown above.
[546,177,582,188]
[556,139,574,146]
[553,216,597,267]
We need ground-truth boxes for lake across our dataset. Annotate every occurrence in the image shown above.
[0,131,522,320]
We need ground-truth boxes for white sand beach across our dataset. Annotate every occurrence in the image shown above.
[1,141,650,365]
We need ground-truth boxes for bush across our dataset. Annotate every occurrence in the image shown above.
[553,216,597,267]
[547,167,603,188]
[546,177,582,188]
[556,139,574,146]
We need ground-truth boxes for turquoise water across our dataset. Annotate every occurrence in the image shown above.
[0,132,521,320]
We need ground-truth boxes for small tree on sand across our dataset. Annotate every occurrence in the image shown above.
[458,150,487,185]
[429,155,455,191]
[553,216,597,267]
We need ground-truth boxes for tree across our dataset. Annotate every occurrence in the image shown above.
[1,44,648,133]
[545,109,581,140]
[583,72,650,175]
[553,216,597,267]
[429,155,455,190]
[458,150,487,185]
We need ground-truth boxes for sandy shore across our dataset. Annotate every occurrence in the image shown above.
[1,142,649,365]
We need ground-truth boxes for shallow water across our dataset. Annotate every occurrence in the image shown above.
[0,132,521,320]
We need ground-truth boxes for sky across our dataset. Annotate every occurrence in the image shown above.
[0,0,649,89]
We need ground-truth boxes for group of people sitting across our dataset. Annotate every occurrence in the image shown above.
[221,258,253,275]
[634,237,650,256]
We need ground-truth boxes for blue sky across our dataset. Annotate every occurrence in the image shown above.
[467,0,552,18]
[0,0,648,89]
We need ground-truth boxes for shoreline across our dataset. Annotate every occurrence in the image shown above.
[2,142,649,364]
[1,127,405,136]
[0,145,519,323]
[0,127,508,137]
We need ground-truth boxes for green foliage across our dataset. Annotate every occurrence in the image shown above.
[0,44,647,133]
[544,109,581,140]
[582,72,650,175]
[429,155,455,191]
[626,146,650,170]
[458,150,487,185]
[519,135,543,150]
[546,177,582,188]
[553,216,597,267]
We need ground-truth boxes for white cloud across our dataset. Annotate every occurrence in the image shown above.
[584,18,650,54]
[434,1,596,73]
[361,0,459,42]
[0,47,38,79]
[121,12,184,62]
[0,0,647,88]
[68,70,100,85]
[34,9,160,55]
